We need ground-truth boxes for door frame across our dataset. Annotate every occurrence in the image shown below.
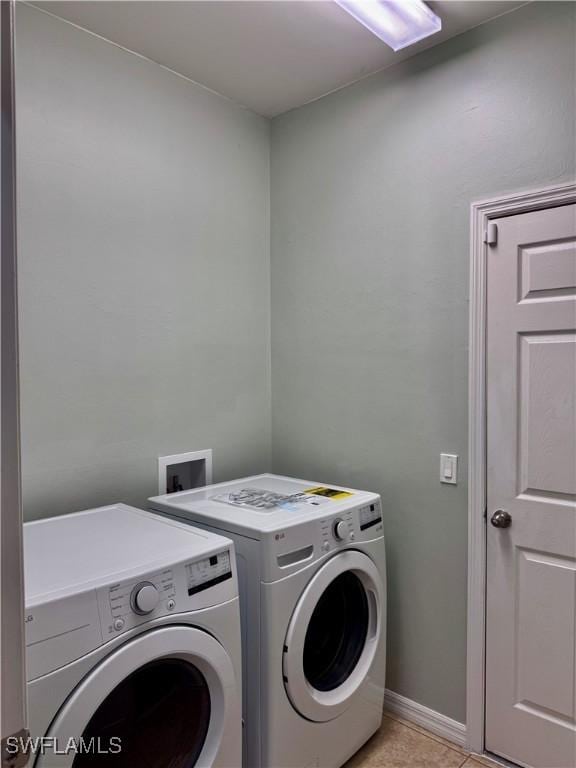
[466,180,576,754]
[1,1,29,765]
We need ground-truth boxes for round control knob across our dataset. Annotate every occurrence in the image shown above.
[131,582,159,615]
[333,518,349,541]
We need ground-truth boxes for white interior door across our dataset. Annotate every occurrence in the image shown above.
[1,1,28,766]
[486,203,576,768]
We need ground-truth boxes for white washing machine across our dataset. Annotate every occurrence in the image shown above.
[149,474,386,768]
[24,503,242,768]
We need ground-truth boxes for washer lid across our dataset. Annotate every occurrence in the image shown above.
[149,474,379,538]
[24,504,232,603]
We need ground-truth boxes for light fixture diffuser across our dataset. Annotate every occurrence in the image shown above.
[335,0,442,51]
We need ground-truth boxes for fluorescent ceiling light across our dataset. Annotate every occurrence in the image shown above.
[335,0,442,51]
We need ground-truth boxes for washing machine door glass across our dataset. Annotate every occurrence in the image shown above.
[303,571,369,692]
[72,658,210,767]
[35,626,236,768]
[283,550,383,723]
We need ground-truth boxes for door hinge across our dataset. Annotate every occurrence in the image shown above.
[483,221,498,246]
[1,729,30,768]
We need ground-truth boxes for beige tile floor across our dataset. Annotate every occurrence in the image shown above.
[344,713,503,768]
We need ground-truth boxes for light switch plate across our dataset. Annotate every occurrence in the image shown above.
[440,453,458,485]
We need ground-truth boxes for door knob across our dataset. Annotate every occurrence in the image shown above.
[490,510,512,529]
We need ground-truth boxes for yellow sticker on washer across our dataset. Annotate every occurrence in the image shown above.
[304,486,354,500]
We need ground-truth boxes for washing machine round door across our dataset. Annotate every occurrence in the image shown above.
[283,550,383,722]
[35,626,237,768]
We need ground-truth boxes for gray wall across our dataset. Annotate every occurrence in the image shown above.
[16,4,271,520]
[270,1,576,722]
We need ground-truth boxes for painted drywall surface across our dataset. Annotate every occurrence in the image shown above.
[271,1,575,722]
[16,4,271,520]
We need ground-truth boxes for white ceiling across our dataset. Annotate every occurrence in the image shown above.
[31,1,529,117]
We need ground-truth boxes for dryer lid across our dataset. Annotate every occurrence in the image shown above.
[24,504,232,602]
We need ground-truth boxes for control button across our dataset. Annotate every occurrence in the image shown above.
[114,618,125,631]
[333,518,349,542]
[167,599,176,611]
[322,541,330,552]
[131,582,160,615]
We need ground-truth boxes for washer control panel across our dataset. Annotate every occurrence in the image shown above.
[266,496,383,581]
[97,547,233,639]
[319,500,383,554]
[333,518,349,541]
[320,509,355,545]
[359,501,383,532]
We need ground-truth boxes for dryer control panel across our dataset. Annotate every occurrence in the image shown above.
[187,550,232,595]
[97,547,234,639]
[25,546,236,679]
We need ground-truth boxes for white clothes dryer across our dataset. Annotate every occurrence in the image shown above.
[149,474,386,768]
[24,504,242,768]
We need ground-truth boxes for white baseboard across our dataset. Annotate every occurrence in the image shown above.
[384,689,467,748]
